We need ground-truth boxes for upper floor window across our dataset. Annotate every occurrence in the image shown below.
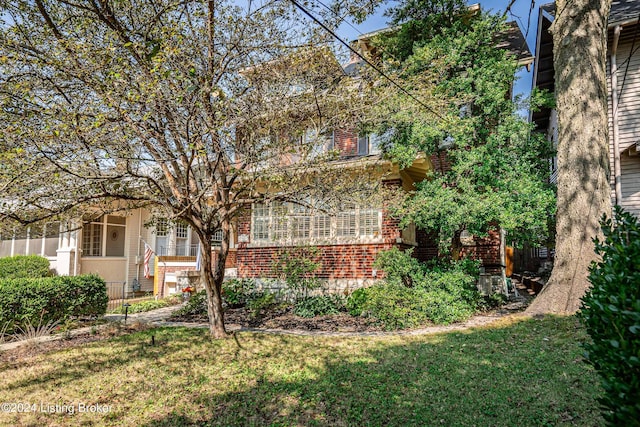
[357,133,382,156]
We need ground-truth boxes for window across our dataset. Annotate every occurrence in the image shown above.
[291,204,310,239]
[251,201,381,242]
[357,135,369,155]
[82,215,126,257]
[175,222,189,255]
[359,207,380,236]
[253,203,270,240]
[304,129,335,158]
[176,223,188,239]
[336,203,357,237]
[82,222,103,256]
[313,211,331,238]
[156,219,168,237]
[357,133,382,156]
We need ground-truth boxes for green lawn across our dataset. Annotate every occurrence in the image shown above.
[0,316,603,426]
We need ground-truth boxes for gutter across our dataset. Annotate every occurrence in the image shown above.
[609,17,640,29]
[611,25,622,205]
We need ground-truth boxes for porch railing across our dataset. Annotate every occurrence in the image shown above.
[106,281,127,311]
[158,244,199,257]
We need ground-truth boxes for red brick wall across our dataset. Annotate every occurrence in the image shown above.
[430,151,452,173]
[224,249,237,268]
[334,128,358,157]
[414,228,439,262]
[460,229,501,265]
[237,243,398,279]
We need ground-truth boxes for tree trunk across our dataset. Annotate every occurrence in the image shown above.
[527,0,612,315]
[199,227,229,339]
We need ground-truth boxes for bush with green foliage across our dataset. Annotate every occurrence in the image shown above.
[579,207,640,425]
[173,279,281,320]
[0,255,51,279]
[364,248,481,329]
[346,288,369,316]
[110,296,180,314]
[0,274,107,333]
[173,289,207,317]
[272,246,322,299]
[222,278,257,308]
[294,295,345,318]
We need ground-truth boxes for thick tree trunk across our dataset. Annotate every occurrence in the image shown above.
[199,222,231,339]
[527,0,612,315]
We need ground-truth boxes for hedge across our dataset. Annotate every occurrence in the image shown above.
[0,255,51,279]
[579,207,640,425]
[0,274,108,334]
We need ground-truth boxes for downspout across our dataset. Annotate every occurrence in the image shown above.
[611,25,622,206]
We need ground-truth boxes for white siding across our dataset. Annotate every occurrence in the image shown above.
[125,209,155,293]
[608,34,640,217]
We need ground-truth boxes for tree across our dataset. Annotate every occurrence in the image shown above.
[0,0,368,338]
[361,1,555,258]
[527,0,612,315]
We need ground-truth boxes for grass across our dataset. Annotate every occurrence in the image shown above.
[109,296,181,314]
[0,315,604,426]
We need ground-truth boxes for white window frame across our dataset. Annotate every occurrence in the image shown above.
[250,201,382,245]
[82,215,126,258]
[357,133,382,156]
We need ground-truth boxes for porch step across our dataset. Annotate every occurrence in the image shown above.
[510,273,545,295]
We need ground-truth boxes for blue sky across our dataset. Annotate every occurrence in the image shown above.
[334,0,542,98]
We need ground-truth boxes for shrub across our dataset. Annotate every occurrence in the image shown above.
[222,278,257,308]
[579,207,640,426]
[110,296,179,314]
[173,281,277,319]
[272,246,322,299]
[373,247,426,287]
[363,248,482,329]
[246,291,279,318]
[294,295,345,318]
[346,288,369,316]
[0,255,51,279]
[173,289,207,317]
[0,274,107,334]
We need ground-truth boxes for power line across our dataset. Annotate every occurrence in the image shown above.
[288,0,445,120]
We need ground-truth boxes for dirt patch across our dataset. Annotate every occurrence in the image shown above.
[0,321,151,363]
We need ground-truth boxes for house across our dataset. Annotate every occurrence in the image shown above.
[532,0,640,217]
[230,12,534,292]
[0,6,533,297]
[0,209,210,297]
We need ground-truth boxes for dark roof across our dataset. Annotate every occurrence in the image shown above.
[344,20,533,73]
[496,21,534,65]
[541,1,640,26]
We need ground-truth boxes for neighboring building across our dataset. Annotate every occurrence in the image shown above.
[532,1,640,217]
[0,209,208,296]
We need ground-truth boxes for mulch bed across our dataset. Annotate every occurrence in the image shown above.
[173,306,384,332]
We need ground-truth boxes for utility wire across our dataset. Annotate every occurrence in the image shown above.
[312,0,409,75]
[288,0,445,120]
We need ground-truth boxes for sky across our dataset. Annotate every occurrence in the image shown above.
[333,0,542,98]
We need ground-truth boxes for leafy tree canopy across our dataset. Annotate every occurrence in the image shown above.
[362,0,555,253]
